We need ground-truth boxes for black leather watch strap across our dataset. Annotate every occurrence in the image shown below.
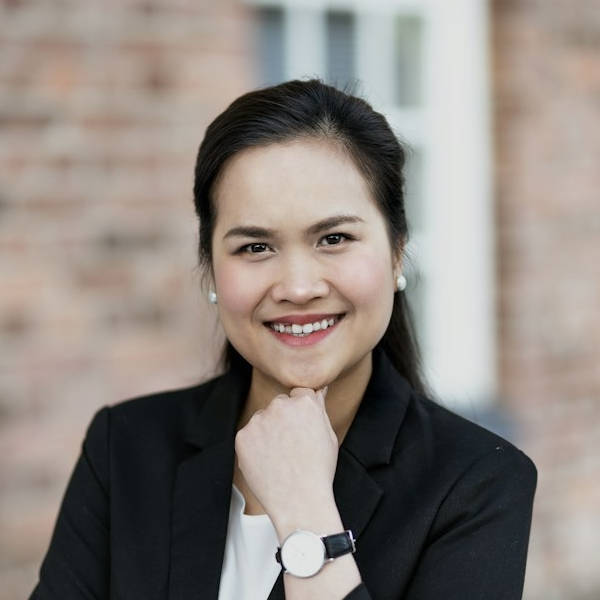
[322,530,356,559]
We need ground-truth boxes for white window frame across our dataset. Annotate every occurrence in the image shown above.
[247,0,495,410]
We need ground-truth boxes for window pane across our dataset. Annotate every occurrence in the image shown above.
[404,146,424,231]
[403,146,425,351]
[256,6,285,85]
[326,11,355,88]
[405,270,426,356]
[395,15,423,106]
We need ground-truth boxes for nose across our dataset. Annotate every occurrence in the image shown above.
[270,254,330,304]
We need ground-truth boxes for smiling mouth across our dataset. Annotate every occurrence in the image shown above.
[266,314,344,337]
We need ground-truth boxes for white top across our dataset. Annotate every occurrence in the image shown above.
[217,484,281,600]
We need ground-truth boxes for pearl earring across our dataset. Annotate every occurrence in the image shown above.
[208,290,218,304]
[396,274,407,292]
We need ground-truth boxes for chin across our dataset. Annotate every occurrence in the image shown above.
[270,363,333,392]
[286,377,330,392]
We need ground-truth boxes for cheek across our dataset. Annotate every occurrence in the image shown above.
[213,260,268,320]
[336,248,395,312]
[214,266,251,316]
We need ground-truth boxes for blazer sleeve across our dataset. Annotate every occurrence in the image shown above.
[343,445,537,600]
[29,407,111,600]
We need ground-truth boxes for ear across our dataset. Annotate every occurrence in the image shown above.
[200,263,216,295]
[391,246,404,278]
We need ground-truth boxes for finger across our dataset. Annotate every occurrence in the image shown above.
[265,393,289,407]
[289,387,315,398]
[246,407,266,425]
[315,386,328,407]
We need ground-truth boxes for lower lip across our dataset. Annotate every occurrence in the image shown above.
[266,318,342,347]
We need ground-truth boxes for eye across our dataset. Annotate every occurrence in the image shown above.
[318,233,352,247]
[238,242,271,254]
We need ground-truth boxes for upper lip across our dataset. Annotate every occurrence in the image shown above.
[265,313,343,325]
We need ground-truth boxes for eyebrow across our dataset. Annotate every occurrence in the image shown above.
[222,215,365,240]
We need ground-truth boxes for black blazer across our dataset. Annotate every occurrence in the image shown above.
[30,350,536,599]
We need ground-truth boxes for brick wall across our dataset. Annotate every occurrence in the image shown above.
[2,1,599,598]
[0,1,254,597]
[493,1,600,598]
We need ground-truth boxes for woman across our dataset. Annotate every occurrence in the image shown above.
[31,80,536,599]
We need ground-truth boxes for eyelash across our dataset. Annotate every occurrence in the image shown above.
[236,233,354,255]
[238,242,271,255]
[318,233,353,247]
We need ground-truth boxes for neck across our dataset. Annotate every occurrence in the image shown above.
[238,352,373,445]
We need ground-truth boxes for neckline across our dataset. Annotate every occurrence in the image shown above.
[231,484,272,521]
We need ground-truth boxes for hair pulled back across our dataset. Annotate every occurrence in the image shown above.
[193,79,426,394]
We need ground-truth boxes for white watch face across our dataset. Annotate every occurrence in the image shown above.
[280,530,326,577]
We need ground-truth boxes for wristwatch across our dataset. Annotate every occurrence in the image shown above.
[275,529,356,578]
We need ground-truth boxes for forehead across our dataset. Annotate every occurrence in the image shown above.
[212,138,379,228]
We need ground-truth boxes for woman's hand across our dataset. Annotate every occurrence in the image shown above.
[234,387,340,537]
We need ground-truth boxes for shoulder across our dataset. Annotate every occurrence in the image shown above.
[398,390,537,499]
[111,375,221,424]
[82,373,228,457]
[362,349,536,489]
[417,392,534,467]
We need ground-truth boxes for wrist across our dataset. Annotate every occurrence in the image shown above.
[271,491,342,542]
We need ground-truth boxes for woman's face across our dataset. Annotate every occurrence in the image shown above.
[211,138,399,392]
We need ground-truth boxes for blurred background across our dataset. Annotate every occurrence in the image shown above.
[1,0,599,598]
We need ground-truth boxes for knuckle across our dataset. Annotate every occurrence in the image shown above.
[295,390,313,402]
[289,387,312,398]
[271,394,288,408]
[234,430,245,450]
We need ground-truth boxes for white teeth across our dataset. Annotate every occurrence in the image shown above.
[269,316,341,336]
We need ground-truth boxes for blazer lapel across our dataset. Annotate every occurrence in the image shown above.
[269,349,411,599]
[169,348,410,600]
[266,572,285,600]
[168,370,249,600]
[336,348,411,536]
[266,450,389,600]
[261,449,387,600]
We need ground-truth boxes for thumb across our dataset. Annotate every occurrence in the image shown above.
[317,386,328,406]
